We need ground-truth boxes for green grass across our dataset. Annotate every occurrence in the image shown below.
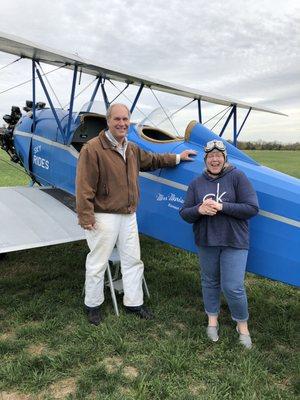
[245,150,300,178]
[0,149,30,186]
[0,149,299,399]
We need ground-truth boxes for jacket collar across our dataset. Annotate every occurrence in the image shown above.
[98,130,132,158]
[98,130,113,149]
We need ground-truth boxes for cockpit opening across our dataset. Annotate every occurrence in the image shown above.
[71,113,107,151]
[138,125,179,143]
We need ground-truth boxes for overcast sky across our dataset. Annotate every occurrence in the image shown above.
[0,0,299,143]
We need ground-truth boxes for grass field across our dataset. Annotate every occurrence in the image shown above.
[245,150,300,179]
[0,149,299,399]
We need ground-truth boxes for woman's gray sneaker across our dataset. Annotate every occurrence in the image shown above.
[236,326,252,349]
[206,325,219,342]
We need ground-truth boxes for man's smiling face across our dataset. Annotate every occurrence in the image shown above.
[107,104,130,144]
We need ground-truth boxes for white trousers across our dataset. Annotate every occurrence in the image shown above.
[84,212,144,308]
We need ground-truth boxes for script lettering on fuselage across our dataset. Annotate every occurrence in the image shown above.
[156,192,184,211]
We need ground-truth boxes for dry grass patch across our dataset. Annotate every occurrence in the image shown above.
[119,386,136,397]
[123,365,139,380]
[103,356,123,373]
[27,343,47,356]
[45,377,77,399]
[188,383,207,396]
[0,331,15,341]
[173,322,187,331]
[0,392,31,400]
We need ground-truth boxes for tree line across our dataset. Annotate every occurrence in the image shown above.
[234,140,300,150]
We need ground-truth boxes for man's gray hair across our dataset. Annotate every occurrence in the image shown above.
[106,103,131,120]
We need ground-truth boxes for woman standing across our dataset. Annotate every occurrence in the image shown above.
[180,140,259,349]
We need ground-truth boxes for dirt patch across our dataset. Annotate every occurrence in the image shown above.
[64,323,76,334]
[188,383,207,395]
[173,322,187,331]
[19,321,42,330]
[45,377,77,399]
[103,356,123,373]
[119,387,135,396]
[123,365,139,380]
[27,343,47,356]
[0,392,31,400]
[0,331,15,341]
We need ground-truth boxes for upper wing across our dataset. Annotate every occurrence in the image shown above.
[0,31,285,116]
[0,186,84,253]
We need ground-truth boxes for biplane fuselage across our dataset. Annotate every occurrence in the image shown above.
[0,31,299,287]
[11,106,300,287]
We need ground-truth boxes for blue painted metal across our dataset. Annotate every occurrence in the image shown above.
[233,105,237,146]
[219,105,235,137]
[87,77,102,112]
[66,64,78,141]
[101,80,110,110]
[129,122,300,287]
[11,111,300,286]
[130,83,144,113]
[237,107,252,138]
[32,60,36,132]
[35,63,66,142]
[197,99,202,123]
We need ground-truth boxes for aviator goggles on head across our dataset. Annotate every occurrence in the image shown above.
[204,140,226,153]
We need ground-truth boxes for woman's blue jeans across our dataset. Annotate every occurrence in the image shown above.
[198,246,249,322]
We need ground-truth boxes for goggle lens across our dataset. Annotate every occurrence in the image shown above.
[205,140,226,152]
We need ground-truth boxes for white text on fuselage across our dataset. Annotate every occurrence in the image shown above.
[32,145,50,170]
[156,192,184,211]
[33,155,50,169]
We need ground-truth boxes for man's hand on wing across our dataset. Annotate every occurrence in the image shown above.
[82,223,97,230]
[180,149,197,161]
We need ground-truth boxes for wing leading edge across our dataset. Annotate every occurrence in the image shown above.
[0,31,285,116]
[0,186,84,253]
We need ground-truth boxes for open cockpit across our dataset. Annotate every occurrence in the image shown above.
[71,113,107,152]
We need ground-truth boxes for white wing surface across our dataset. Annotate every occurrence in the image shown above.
[0,31,285,115]
[0,186,84,253]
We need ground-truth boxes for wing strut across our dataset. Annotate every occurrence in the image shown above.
[66,65,78,140]
[101,80,110,110]
[197,99,202,123]
[130,83,144,113]
[35,61,66,142]
[32,60,36,132]
[237,108,252,138]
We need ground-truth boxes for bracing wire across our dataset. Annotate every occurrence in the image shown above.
[0,56,22,72]
[106,80,154,124]
[62,76,97,109]
[210,106,232,130]
[157,98,196,126]
[0,64,66,96]
[150,88,180,136]
[109,81,129,104]
[37,63,63,109]
[203,105,231,125]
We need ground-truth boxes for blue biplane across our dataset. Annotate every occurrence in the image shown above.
[0,32,299,287]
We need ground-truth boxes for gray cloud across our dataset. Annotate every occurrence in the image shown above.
[0,0,299,142]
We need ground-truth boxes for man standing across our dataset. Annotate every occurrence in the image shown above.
[76,103,196,325]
